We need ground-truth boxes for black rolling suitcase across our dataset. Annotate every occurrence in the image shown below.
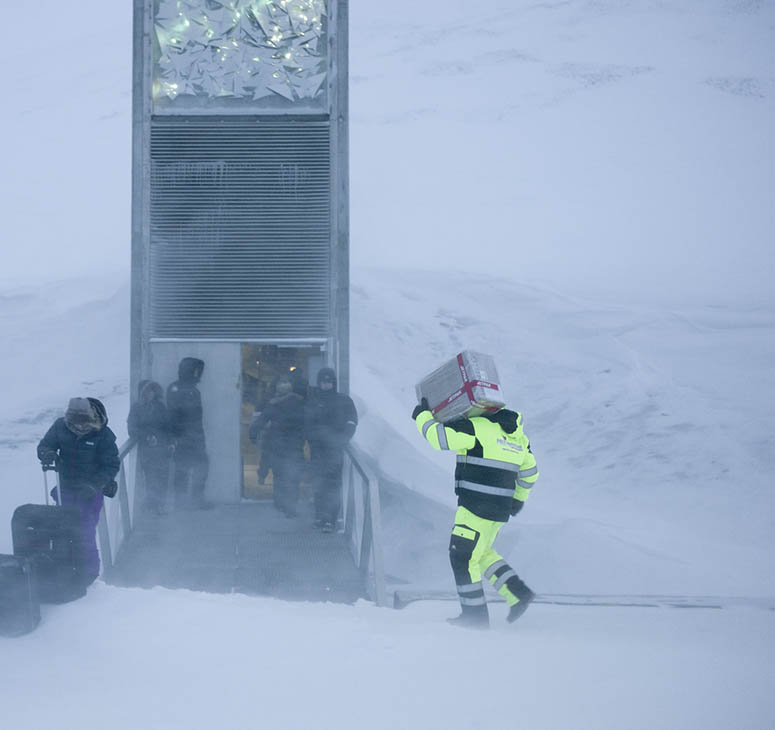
[0,554,40,637]
[12,466,87,604]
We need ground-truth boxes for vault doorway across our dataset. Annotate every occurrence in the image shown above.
[240,344,323,500]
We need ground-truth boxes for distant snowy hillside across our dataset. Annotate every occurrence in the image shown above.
[1,273,774,730]
[349,0,775,306]
[1,270,773,599]
[350,267,775,596]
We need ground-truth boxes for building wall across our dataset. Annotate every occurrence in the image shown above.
[132,1,348,501]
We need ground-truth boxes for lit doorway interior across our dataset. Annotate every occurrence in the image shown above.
[241,344,324,500]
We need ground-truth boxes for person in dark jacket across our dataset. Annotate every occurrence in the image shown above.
[305,367,357,532]
[37,397,120,585]
[167,357,212,510]
[128,380,172,515]
[249,377,305,517]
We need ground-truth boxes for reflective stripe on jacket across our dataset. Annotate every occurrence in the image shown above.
[416,409,538,522]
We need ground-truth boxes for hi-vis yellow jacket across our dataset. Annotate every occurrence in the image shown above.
[415,408,538,522]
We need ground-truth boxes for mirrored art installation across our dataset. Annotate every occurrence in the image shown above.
[153,0,328,110]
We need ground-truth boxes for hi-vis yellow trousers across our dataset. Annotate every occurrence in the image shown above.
[449,506,531,610]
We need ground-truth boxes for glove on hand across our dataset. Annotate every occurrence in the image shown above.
[510,499,524,516]
[39,449,57,467]
[411,398,430,420]
[103,481,118,499]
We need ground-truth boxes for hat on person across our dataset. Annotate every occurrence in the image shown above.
[317,367,337,389]
[64,397,99,435]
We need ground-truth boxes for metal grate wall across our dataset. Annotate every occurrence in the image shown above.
[149,119,331,339]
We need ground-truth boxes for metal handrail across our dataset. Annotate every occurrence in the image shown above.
[97,437,138,577]
[342,442,387,607]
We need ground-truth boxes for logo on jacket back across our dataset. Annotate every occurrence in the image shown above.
[496,437,523,454]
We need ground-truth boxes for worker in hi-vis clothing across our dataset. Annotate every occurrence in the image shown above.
[412,397,539,629]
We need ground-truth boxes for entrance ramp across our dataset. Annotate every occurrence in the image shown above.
[107,501,365,604]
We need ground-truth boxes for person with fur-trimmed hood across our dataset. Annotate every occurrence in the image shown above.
[167,357,211,510]
[128,380,173,515]
[305,367,358,532]
[37,397,120,585]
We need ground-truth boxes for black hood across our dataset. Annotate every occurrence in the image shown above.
[87,397,108,429]
[316,367,337,392]
[140,381,163,402]
[485,408,519,434]
[178,357,205,384]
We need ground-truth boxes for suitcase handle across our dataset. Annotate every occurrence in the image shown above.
[42,466,64,507]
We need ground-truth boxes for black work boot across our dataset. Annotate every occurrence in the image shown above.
[447,604,490,630]
[507,585,536,623]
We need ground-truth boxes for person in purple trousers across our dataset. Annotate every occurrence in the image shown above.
[37,397,120,586]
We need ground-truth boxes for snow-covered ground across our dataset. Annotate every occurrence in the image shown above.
[3,582,773,730]
[2,0,774,728]
[1,268,773,729]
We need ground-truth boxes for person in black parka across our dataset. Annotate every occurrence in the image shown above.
[249,376,305,517]
[128,380,172,515]
[305,367,358,532]
[167,357,211,510]
[37,397,120,584]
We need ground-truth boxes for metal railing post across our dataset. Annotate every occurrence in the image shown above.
[366,472,387,608]
[343,443,387,607]
[118,460,132,542]
[359,493,372,578]
[98,437,138,575]
[97,508,113,575]
[344,458,356,542]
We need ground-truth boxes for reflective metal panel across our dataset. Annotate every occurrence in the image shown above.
[149,119,331,339]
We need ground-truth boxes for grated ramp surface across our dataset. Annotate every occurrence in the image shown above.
[107,501,365,604]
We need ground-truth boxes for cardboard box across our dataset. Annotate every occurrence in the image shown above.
[416,351,505,423]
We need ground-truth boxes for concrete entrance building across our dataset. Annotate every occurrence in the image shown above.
[130,0,349,504]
